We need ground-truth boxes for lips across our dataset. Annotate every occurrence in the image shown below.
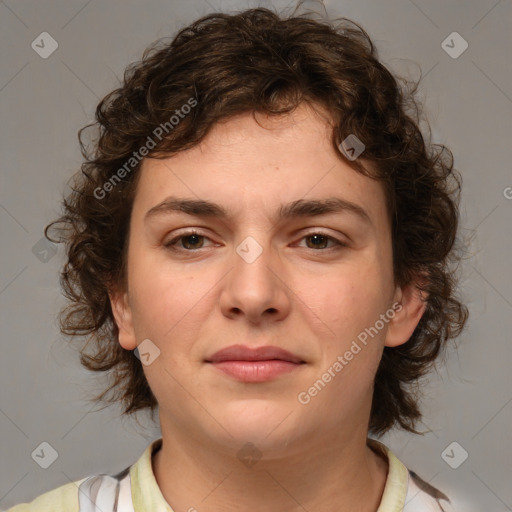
[205,344,306,382]
[206,344,304,364]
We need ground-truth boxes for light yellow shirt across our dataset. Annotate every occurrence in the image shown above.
[6,438,453,512]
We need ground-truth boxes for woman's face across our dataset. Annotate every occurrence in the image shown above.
[110,103,423,456]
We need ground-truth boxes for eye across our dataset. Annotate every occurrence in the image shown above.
[297,232,347,251]
[164,230,214,251]
[164,230,348,253]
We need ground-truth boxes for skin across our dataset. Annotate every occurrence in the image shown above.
[110,102,427,512]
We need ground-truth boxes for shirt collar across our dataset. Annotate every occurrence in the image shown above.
[368,438,409,512]
[129,437,408,512]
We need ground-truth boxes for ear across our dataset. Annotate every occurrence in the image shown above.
[384,274,428,348]
[108,287,138,351]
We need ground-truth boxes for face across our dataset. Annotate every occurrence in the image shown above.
[110,102,425,456]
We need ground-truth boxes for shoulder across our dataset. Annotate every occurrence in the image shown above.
[5,478,87,512]
[368,438,456,512]
[5,466,132,512]
[404,470,455,512]
[4,440,161,512]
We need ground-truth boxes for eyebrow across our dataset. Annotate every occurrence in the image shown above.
[144,196,373,226]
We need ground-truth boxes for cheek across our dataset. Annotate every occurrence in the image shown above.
[126,246,196,335]
[132,276,196,334]
[306,261,389,330]
[300,255,393,374]
[127,248,222,357]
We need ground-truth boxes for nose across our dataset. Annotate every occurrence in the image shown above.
[219,238,291,325]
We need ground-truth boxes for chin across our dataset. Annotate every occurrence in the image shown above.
[212,399,299,448]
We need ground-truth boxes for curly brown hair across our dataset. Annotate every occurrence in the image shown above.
[45,4,469,435]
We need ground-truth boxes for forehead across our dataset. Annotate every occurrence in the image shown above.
[132,103,389,230]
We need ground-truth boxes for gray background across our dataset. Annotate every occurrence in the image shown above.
[1,0,511,510]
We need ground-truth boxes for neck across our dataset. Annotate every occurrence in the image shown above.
[152,423,388,512]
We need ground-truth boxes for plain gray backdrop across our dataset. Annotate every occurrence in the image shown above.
[1,0,511,510]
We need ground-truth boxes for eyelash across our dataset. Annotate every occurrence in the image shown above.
[164,229,347,253]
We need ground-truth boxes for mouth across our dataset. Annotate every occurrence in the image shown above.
[205,344,306,383]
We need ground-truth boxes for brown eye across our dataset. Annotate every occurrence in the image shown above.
[180,233,204,250]
[164,231,213,252]
[300,232,346,250]
[305,234,330,249]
